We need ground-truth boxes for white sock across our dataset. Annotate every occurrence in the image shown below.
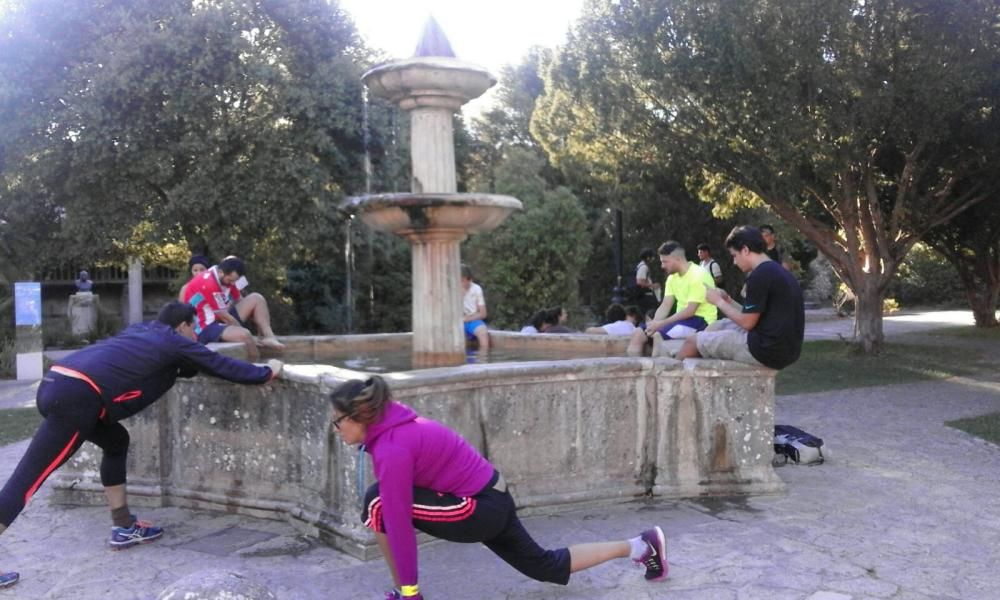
[628,536,646,560]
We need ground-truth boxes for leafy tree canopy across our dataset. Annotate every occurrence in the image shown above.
[464,147,590,329]
[0,0,370,286]
[534,0,1000,352]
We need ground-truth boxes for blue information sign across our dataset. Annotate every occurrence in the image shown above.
[14,282,42,326]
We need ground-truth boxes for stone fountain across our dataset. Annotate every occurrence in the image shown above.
[51,19,785,563]
[352,17,521,367]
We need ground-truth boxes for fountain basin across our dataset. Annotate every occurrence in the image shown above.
[350,193,522,238]
[363,57,496,110]
[49,334,783,560]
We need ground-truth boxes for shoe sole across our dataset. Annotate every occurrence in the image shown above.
[647,526,668,581]
[0,574,19,589]
[109,531,164,550]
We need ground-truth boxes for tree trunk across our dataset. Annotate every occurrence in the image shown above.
[967,286,1000,328]
[971,251,1000,328]
[854,283,885,353]
[942,247,1000,328]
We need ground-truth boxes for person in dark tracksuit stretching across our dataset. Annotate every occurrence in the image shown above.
[0,302,282,589]
[329,376,669,600]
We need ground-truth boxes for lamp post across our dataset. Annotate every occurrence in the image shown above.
[611,207,624,305]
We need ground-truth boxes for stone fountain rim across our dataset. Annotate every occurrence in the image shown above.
[347,192,522,213]
[362,56,496,83]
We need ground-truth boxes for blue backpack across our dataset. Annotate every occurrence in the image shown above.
[774,425,825,465]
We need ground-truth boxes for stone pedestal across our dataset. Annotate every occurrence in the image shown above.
[410,106,458,193]
[127,257,143,324]
[409,229,467,366]
[67,292,99,336]
[15,351,43,380]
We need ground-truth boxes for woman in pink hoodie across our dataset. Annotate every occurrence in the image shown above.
[330,376,668,600]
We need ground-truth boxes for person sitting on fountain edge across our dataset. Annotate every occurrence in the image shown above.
[329,375,669,600]
[178,254,211,301]
[519,309,547,334]
[182,256,285,360]
[460,264,490,351]
[627,241,717,356]
[585,303,642,336]
[676,225,805,369]
[540,306,575,333]
[0,302,283,589]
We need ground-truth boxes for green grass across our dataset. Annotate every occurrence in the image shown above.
[918,325,1000,339]
[947,413,1000,446]
[776,340,983,396]
[0,408,41,446]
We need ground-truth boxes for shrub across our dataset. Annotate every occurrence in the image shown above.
[890,243,965,308]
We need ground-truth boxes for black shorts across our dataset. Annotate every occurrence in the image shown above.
[362,471,571,585]
[197,306,246,343]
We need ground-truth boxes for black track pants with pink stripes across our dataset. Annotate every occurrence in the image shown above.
[0,375,130,527]
[362,471,571,585]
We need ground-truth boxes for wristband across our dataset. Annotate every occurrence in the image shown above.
[400,584,420,597]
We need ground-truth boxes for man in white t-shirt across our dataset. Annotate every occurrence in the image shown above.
[461,264,489,350]
[586,304,642,336]
[697,243,724,289]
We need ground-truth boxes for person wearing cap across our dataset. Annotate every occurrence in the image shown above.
[182,256,285,360]
[0,302,282,588]
[330,376,669,600]
[178,255,211,301]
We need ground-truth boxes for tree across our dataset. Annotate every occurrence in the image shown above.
[465,47,551,193]
[923,197,1000,327]
[464,148,589,329]
[534,0,1000,352]
[0,0,403,331]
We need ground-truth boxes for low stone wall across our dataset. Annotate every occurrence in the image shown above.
[50,339,782,560]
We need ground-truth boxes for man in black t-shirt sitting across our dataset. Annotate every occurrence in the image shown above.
[676,226,804,370]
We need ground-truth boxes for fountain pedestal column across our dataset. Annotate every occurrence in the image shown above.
[409,105,457,194]
[352,193,521,367]
[407,228,466,366]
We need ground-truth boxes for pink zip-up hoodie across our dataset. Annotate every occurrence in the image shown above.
[364,401,495,587]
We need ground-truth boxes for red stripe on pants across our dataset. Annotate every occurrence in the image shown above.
[365,496,479,531]
[412,499,477,521]
[23,431,80,505]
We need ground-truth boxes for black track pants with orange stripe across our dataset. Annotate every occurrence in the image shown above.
[362,472,571,585]
[0,375,130,527]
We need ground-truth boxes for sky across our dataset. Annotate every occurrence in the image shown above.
[338,0,587,115]
[0,0,588,114]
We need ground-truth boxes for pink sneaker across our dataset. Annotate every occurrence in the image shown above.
[635,526,668,581]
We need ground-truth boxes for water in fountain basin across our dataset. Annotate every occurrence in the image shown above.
[278,346,613,372]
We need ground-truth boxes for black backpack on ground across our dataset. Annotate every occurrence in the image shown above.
[773,424,825,465]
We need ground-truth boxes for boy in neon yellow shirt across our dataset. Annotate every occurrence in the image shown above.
[627,241,716,356]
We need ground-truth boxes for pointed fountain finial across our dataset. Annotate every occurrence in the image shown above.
[413,15,456,58]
